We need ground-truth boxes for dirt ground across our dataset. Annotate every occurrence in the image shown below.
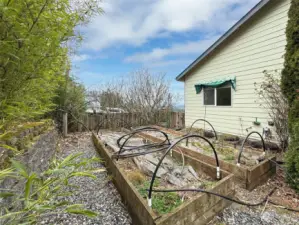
[145,127,273,168]
[209,168,299,224]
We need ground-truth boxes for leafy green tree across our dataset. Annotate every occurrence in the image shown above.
[53,76,87,131]
[0,0,101,125]
[281,0,299,191]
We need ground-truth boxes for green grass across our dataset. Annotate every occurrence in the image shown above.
[137,180,182,215]
[202,181,216,189]
[223,155,235,162]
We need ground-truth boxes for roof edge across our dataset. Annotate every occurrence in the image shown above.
[176,0,271,81]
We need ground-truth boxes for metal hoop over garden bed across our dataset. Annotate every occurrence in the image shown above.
[147,134,220,207]
[115,127,171,160]
[237,131,266,166]
[186,119,218,146]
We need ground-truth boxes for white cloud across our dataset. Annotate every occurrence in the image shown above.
[81,0,260,51]
[72,54,91,62]
[148,59,192,68]
[124,37,219,63]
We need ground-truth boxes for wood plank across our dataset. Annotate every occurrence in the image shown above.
[247,156,276,183]
[171,150,230,179]
[246,167,276,191]
[192,191,234,225]
[92,134,156,225]
[156,174,234,225]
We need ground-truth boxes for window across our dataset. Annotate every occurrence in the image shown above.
[203,86,231,106]
[203,88,215,105]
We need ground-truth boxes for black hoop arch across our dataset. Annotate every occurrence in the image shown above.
[116,127,171,160]
[237,131,266,166]
[186,119,218,146]
[147,134,220,208]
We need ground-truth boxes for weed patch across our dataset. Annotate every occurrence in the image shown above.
[137,179,182,215]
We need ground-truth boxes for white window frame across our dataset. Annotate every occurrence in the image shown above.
[203,86,232,106]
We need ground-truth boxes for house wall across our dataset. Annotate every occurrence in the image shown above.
[184,0,290,139]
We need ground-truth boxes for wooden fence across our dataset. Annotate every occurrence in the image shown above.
[74,112,185,131]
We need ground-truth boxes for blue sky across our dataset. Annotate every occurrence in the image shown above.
[72,0,261,104]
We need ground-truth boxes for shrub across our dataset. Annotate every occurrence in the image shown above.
[254,71,289,150]
[281,0,299,189]
[53,76,87,131]
[285,121,299,191]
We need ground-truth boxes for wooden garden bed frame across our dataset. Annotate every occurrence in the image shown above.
[139,126,276,191]
[92,132,235,225]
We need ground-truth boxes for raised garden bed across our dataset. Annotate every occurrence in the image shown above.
[138,126,276,191]
[92,131,235,225]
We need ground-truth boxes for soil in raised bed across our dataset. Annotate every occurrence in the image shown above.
[143,128,275,169]
[98,131,218,216]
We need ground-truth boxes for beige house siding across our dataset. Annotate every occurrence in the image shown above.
[184,0,290,139]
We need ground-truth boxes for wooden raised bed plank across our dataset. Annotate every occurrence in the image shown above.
[138,126,276,191]
[92,134,156,225]
[92,132,235,225]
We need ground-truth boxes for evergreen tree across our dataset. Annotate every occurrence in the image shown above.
[281,0,299,191]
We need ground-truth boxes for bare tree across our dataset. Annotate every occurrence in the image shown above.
[92,69,175,126]
[254,70,289,150]
[87,86,123,112]
[120,69,173,124]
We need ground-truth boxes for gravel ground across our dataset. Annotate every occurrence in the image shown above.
[209,185,299,225]
[39,133,132,225]
[210,204,299,225]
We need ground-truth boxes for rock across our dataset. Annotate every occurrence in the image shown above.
[204,130,215,138]
[162,157,175,168]
[248,139,263,148]
[166,174,187,187]
[171,166,199,183]
[144,154,159,165]
[172,166,184,176]
[265,142,280,151]
[133,157,167,177]
[261,211,280,224]
[126,138,144,146]
[188,166,199,180]
[222,134,240,142]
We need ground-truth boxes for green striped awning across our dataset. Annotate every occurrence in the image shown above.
[194,77,236,94]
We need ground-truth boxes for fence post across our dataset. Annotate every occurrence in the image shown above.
[78,116,82,132]
[63,112,68,137]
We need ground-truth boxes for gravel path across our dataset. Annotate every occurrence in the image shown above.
[210,204,299,225]
[39,133,132,225]
[209,184,299,225]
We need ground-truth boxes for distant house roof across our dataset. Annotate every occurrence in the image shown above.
[176,0,272,81]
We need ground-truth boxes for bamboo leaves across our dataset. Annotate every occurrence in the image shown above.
[0,153,104,224]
